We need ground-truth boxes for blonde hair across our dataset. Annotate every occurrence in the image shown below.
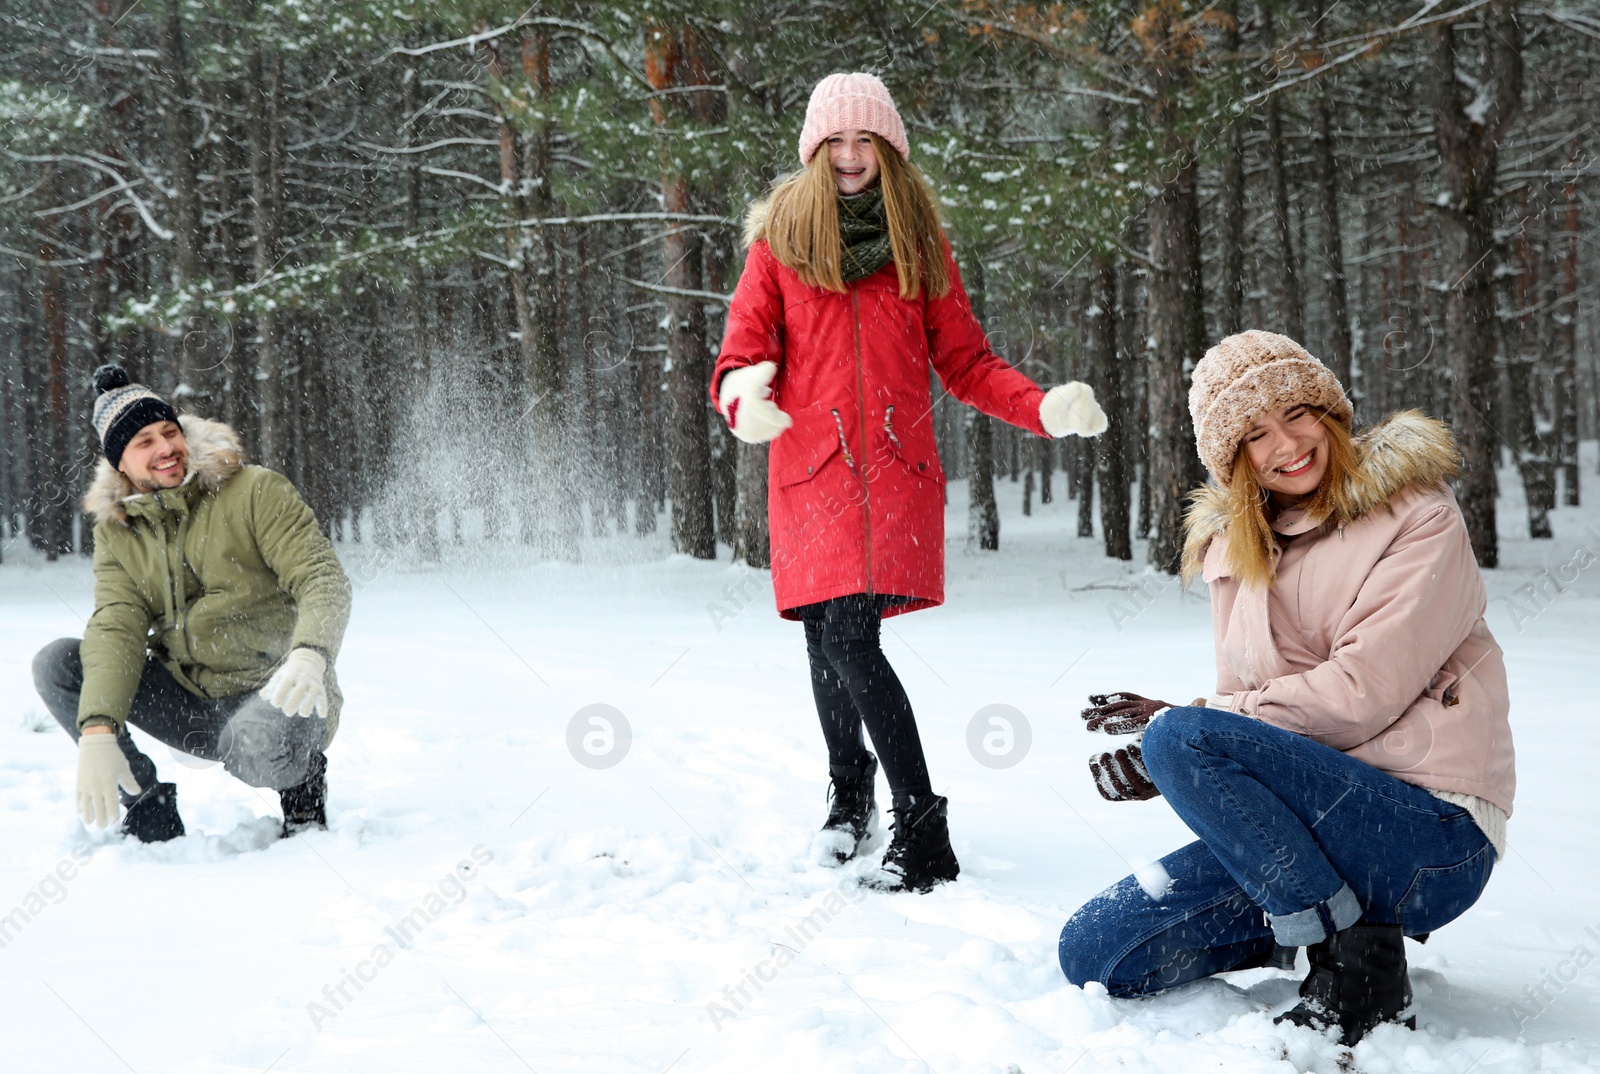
[751,133,949,300]
[1183,410,1362,589]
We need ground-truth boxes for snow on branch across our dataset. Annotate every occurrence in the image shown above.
[619,277,732,305]
[5,151,174,241]
[513,212,737,231]
[380,15,651,92]
[1244,0,1499,106]
[420,166,507,194]
[1537,9,1600,41]
[359,138,500,156]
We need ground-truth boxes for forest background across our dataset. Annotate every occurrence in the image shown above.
[1,0,1595,574]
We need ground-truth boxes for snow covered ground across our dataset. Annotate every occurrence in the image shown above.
[3,452,1599,1074]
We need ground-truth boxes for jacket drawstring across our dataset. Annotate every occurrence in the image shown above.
[830,408,856,470]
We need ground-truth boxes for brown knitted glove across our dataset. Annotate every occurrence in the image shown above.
[1089,740,1161,802]
[1081,692,1173,735]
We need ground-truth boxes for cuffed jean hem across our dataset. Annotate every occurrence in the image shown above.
[1269,881,1361,945]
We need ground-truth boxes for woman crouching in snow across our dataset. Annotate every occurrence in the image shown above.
[711,72,1107,893]
[1059,330,1513,1044]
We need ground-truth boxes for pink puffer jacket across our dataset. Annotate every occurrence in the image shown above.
[1187,411,1515,815]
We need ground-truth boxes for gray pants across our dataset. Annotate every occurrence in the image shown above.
[34,638,326,795]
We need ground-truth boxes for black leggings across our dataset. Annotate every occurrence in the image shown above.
[797,594,932,798]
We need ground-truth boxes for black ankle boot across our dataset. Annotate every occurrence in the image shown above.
[1276,921,1415,1044]
[814,754,878,866]
[1231,943,1300,972]
[864,793,959,893]
[120,782,184,843]
[279,751,327,837]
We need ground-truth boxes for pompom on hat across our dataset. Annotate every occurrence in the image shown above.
[797,72,909,167]
[1188,330,1353,484]
[91,363,180,467]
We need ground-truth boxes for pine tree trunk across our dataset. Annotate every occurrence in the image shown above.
[36,208,73,558]
[1038,437,1053,505]
[1217,6,1247,338]
[646,21,716,559]
[1124,253,1151,543]
[1432,5,1521,568]
[248,45,283,468]
[964,256,998,550]
[17,263,44,552]
[967,410,998,551]
[1502,195,1554,538]
[160,0,214,410]
[1265,95,1304,341]
[628,240,662,536]
[529,31,579,559]
[1558,157,1581,505]
[1092,255,1131,560]
[1314,96,1353,388]
[1180,162,1207,499]
[1146,180,1190,573]
[734,441,770,567]
[1218,120,1247,338]
[1075,437,1094,538]
[395,63,436,560]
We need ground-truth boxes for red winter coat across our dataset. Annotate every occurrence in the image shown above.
[712,239,1048,619]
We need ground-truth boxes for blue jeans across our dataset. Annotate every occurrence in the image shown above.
[1060,707,1495,997]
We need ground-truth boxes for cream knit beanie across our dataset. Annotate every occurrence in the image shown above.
[797,72,909,167]
[1189,330,1353,484]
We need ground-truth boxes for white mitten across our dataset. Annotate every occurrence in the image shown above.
[718,362,792,444]
[1040,382,1109,438]
[77,733,141,828]
[260,648,329,718]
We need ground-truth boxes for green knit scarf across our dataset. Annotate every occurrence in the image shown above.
[838,189,893,283]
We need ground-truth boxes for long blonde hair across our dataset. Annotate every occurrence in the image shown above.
[752,133,950,300]
[1186,410,1363,589]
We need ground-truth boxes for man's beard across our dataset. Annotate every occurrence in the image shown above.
[131,458,187,492]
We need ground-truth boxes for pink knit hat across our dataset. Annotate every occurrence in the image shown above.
[1188,330,1353,484]
[797,72,910,167]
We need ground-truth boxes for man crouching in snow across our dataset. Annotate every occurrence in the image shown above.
[32,364,351,842]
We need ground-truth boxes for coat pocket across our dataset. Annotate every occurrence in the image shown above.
[772,404,843,488]
[1423,657,1464,707]
[878,404,945,485]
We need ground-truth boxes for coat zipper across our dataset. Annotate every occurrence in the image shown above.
[852,285,873,597]
[175,508,193,660]
[155,490,193,663]
[153,492,178,632]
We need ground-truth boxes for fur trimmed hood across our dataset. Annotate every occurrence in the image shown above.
[743,197,773,248]
[83,415,246,527]
[1182,409,1462,577]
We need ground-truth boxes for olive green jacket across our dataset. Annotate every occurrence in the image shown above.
[79,416,351,739]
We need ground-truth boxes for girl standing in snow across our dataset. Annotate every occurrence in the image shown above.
[1060,331,1514,1044]
[711,72,1107,893]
